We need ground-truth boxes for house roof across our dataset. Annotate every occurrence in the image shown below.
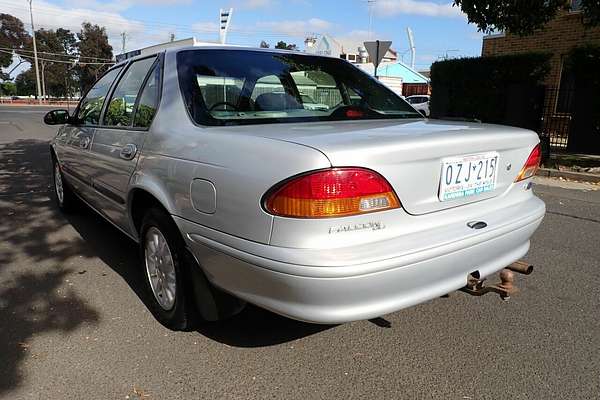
[356,62,429,84]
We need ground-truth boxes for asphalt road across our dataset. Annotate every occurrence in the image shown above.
[1,106,599,400]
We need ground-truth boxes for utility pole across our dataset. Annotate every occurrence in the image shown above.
[40,61,46,99]
[28,0,42,104]
[406,27,416,70]
[367,0,376,40]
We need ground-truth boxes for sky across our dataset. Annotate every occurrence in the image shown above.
[1,0,485,78]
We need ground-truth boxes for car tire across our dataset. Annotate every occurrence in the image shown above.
[52,157,77,212]
[139,207,199,331]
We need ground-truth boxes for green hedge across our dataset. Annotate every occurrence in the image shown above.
[430,53,551,125]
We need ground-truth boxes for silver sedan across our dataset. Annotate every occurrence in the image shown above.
[45,46,545,329]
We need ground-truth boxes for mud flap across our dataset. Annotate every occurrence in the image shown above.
[185,249,246,322]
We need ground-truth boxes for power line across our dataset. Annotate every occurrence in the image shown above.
[0,46,113,61]
[0,49,114,65]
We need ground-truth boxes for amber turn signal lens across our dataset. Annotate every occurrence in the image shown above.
[264,168,401,218]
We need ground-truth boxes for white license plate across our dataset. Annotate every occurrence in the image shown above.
[439,152,499,202]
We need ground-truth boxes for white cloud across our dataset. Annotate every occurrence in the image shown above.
[2,0,149,53]
[227,0,275,10]
[334,30,387,52]
[374,0,463,18]
[192,21,220,33]
[256,18,333,36]
[64,0,192,13]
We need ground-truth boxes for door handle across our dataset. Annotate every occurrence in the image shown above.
[120,143,138,160]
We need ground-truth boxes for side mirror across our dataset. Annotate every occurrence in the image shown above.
[44,109,71,125]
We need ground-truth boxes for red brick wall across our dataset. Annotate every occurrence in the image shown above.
[482,11,600,87]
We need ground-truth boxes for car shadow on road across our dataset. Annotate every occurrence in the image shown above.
[67,203,333,348]
[0,138,330,366]
[0,139,100,395]
[197,305,334,348]
[0,269,100,395]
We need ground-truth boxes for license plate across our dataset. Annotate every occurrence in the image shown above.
[439,152,499,202]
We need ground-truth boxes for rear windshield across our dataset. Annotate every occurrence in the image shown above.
[177,49,422,126]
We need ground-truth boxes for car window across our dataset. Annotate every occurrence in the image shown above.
[104,57,156,127]
[196,75,245,112]
[133,62,161,128]
[76,67,123,125]
[177,49,421,126]
[291,70,343,110]
[252,75,285,100]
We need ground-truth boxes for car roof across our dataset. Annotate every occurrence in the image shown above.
[112,45,352,69]
[168,45,343,59]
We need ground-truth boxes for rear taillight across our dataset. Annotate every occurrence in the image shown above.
[515,144,542,182]
[264,168,401,218]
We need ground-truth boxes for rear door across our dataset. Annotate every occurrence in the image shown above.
[87,55,161,230]
[61,66,124,198]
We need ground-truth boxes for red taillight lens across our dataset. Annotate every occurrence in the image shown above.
[345,109,365,118]
[264,168,401,218]
[515,144,542,182]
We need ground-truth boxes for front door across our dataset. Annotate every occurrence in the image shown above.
[87,55,161,233]
[60,66,124,200]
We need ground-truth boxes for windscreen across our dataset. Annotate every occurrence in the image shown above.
[177,49,422,126]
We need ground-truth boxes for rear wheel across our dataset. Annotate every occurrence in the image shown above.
[52,158,77,212]
[140,208,197,330]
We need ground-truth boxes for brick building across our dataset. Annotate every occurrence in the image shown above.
[482,4,600,88]
[481,2,600,151]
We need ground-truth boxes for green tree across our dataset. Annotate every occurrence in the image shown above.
[274,40,298,50]
[19,28,78,97]
[15,68,36,95]
[0,81,17,95]
[259,40,270,48]
[454,0,600,36]
[0,14,31,80]
[76,22,113,94]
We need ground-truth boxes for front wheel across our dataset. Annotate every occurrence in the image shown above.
[52,157,77,212]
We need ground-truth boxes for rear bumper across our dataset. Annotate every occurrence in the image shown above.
[176,196,545,324]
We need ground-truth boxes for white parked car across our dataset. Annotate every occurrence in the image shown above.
[406,95,430,117]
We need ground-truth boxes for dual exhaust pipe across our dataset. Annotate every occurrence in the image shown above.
[460,261,534,300]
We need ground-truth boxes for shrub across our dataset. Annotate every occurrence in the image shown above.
[430,53,551,124]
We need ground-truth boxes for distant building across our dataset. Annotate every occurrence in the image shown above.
[356,62,429,96]
[304,34,430,96]
[305,34,397,64]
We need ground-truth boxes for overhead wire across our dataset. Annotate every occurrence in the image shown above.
[0,46,113,61]
[0,49,114,65]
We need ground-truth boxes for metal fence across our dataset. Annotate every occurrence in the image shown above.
[538,86,574,150]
